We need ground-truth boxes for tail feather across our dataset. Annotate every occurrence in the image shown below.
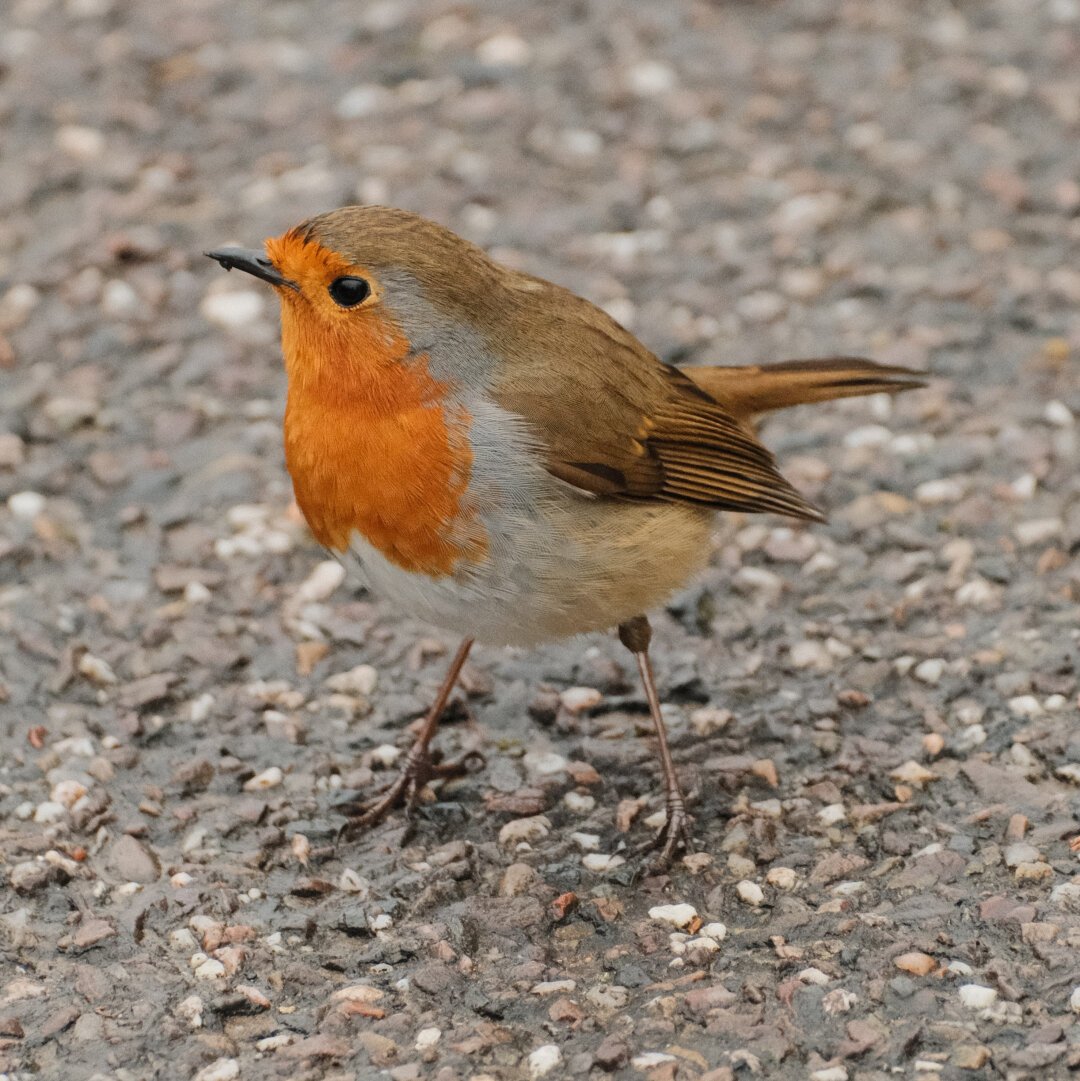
[683,357,926,423]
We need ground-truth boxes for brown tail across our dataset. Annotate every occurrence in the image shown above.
[683,357,925,423]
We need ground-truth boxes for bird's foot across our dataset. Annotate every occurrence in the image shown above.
[339,742,485,840]
[638,795,695,872]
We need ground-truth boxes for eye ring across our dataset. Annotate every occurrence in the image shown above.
[328,276,371,308]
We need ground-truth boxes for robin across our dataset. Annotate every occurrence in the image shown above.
[207,205,923,863]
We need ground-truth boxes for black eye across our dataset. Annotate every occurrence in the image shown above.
[328,276,371,307]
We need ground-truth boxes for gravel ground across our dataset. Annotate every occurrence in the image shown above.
[3,1,1080,1079]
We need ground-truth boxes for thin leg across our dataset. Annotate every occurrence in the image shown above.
[342,637,476,835]
[618,615,693,865]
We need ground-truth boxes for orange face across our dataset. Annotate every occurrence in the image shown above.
[261,229,487,576]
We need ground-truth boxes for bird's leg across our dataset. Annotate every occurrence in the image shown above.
[342,637,476,835]
[618,615,694,865]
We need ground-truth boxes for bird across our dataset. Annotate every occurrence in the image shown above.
[206,205,924,865]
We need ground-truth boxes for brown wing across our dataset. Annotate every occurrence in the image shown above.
[490,280,823,521]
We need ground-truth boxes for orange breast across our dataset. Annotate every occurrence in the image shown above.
[280,305,486,577]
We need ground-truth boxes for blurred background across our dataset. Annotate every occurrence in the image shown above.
[3,2,1080,1078]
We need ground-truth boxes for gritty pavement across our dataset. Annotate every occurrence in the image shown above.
[3,1,1080,1079]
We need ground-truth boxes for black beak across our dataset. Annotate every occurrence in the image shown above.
[204,247,298,290]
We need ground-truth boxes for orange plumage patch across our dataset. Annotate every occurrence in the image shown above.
[266,230,486,577]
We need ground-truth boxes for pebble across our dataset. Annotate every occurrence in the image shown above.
[193,958,227,980]
[326,664,379,696]
[810,1068,848,1081]
[527,1044,563,1079]
[571,832,600,852]
[243,766,283,791]
[563,791,595,813]
[958,984,998,1010]
[55,124,105,159]
[627,60,676,96]
[736,880,765,906]
[34,801,66,824]
[1008,695,1042,718]
[559,686,602,713]
[689,707,732,735]
[913,658,946,685]
[1003,842,1041,867]
[174,995,204,1029]
[476,32,531,67]
[523,750,568,777]
[895,952,936,976]
[496,815,549,847]
[1014,517,1062,546]
[193,1059,239,1081]
[107,834,160,883]
[818,803,847,826]
[648,903,698,928]
[1045,400,1074,426]
[915,478,964,504]
[766,867,798,890]
[890,761,937,788]
[10,861,50,893]
[531,979,576,995]
[8,490,45,519]
[1070,987,1080,1014]
[297,559,346,602]
[415,1027,441,1050]
[582,853,625,873]
[632,1052,677,1069]
[200,290,264,329]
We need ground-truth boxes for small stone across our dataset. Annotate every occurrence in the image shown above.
[523,751,568,777]
[915,479,963,505]
[10,861,50,893]
[766,867,798,890]
[632,1052,677,1070]
[193,1059,239,1081]
[1003,842,1041,867]
[8,491,46,520]
[527,1044,563,1079]
[243,766,283,791]
[689,708,732,735]
[1069,986,1080,1013]
[736,880,765,906]
[560,687,602,713]
[415,1026,441,1050]
[1015,518,1062,546]
[890,761,937,788]
[73,918,116,949]
[571,831,600,852]
[952,1045,991,1070]
[55,124,105,159]
[174,995,204,1029]
[531,979,576,996]
[627,60,676,96]
[913,659,946,685]
[34,801,66,824]
[1014,861,1053,882]
[476,31,531,67]
[296,560,346,602]
[701,922,727,942]
[1008,695,1042,718]
[194,958,226,980]
[810,1069,848,1081]
[107,834,160,883]
[958,984,997,1010]
[499,862,539,897]
[1045,400,1074,427]
[648,903,698,928]
[582,853,626,873]
[790,640,832,670]
[799,967,831,986]
[818,803,847,826]
[499,815,551,846]
[326,664,378,696]
[563,791,595,813]
[894,952,936,976]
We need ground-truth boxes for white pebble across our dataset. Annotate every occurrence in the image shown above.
[297,560,345,602]
[415,1026,441,1050]
[1045,400,1074,427]
[370,913,393,931]
[476,31,531,67]
[844,424,893,449]
[736,880,765,906]
[243,766,283,791]
[8,491,46,520]
[767,867,798,890]
[913,658,946,685]
[77,653,117,686]
[701,922,728,942]
[818,803,847,826]
[171,872,194,888]
[189,693,215,723]
[689,707,733,735]
[571,832,600,852]
[560,686,602,713]
[958,984,998,1010]
[582,853,625,873]
[531,979,576,995]
[1069,986,1080,1013]
[200,290,264,330]
[527,1044,563,1079]
[174,994,204,1029]
[34,801,66,824]
[101,279,140,318]
[194,958,227,980]
[628,60,676,96]
[370,745,400,768]
[736,290,786,324]
[915,478,964,505]
[55,124,105,159]
[523,751,568,777]
[810,1068,848,1081]
[50,780,87,808]
[193,1058,239,1081]
[1015,517,1062,546]
[326,664,378,696]
[632,1052,677,1069]
[1008,695,1042,718]
[799,967,831,985]
[648,903,698,928]
[499,816,551,847]
[563,791,595,814]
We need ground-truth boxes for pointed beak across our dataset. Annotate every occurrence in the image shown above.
[204,247,298,291]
